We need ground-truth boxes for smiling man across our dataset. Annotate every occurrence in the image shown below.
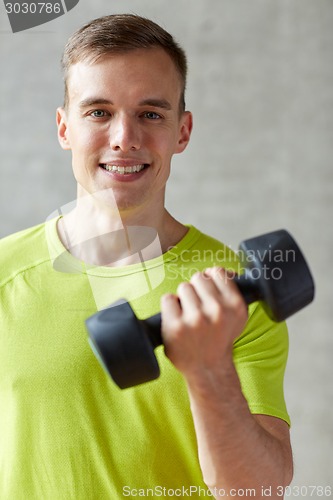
[0,14,293,499]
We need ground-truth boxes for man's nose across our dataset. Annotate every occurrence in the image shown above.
[110,115,141,152]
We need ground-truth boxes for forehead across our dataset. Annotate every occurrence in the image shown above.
[66,48,182,106]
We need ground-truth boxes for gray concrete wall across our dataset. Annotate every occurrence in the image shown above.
[1,0,332,491]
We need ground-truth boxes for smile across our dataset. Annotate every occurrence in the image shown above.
[99,164,148,174]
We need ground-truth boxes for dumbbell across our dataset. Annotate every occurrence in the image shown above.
[86,229,315,389]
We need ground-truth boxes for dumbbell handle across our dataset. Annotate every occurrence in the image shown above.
[143,270,263,348]
[144,313,163,347]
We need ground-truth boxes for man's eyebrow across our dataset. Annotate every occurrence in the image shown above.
[78,97,172,111]
[139,98,172,110]
[78,97,113,108]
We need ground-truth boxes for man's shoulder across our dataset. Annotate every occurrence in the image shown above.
[0,221,50,287]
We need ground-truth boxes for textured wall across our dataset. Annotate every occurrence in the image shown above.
[1,0,332,489]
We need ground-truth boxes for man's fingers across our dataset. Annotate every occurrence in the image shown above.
[160,268,248,374]
[203,267,241,300]
[162,267,247,328]
[162,284,203,328]
[161,293,182,319]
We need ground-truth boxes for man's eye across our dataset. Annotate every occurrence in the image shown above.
[90,110,108,118]
[144,111,161,120]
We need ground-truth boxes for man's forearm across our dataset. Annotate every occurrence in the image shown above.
[186,357,293,499]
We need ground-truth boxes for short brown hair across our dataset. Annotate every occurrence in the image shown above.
[61,14,187,112]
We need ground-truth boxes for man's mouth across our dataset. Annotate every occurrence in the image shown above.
[99,164,148,174]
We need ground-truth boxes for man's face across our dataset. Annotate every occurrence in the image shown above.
[57,48,192,214]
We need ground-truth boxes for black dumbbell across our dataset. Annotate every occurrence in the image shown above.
[86,229,315,389]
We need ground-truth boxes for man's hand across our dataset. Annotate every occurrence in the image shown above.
[160,267,248,382]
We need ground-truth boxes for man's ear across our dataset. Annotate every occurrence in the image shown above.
[175,111,193,154]
[56,107,71,150]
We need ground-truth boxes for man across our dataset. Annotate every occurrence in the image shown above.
[0,14,293,499]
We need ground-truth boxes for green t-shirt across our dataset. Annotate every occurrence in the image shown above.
[0,218,290,499]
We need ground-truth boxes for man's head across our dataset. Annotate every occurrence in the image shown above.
[61,14,187,114]
[57,15,193,214]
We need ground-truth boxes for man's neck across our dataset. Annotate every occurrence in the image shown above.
[56,193,187,267]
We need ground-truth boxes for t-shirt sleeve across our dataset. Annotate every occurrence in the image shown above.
[232,301,290,425]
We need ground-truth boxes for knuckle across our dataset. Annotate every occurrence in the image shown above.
[196,301,223,327]
[206,266,221,275]
[187,310,205,328]
[167,318,184,338]
[228,294,248,320]
[230,291,246,310]
[177,281,192,294]
[207,300,223,323]
[190,271,205,283]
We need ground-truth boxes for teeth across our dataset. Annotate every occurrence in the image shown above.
[101,164,146,174]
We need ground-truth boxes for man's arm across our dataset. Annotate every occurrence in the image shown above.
[161,267,293,499]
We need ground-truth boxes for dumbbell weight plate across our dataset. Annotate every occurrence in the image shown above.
[236,229,315,321]
[87,301,161,389]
